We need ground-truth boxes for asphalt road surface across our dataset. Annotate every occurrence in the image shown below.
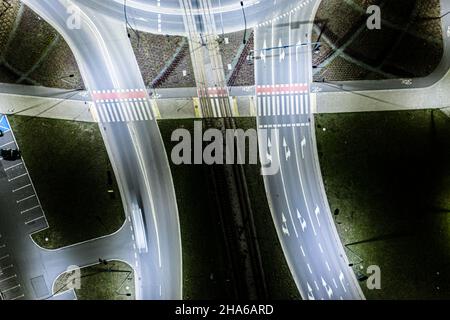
[254,0,364,299]
[22,0,182,300]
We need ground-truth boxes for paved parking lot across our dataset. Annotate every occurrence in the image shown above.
[0,114,48,300]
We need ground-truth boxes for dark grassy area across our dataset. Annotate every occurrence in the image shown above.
[54,261,134,300]
[8,116,125,249]
[158,119,235,299]
[158,118,298,299]
[316,109,450,299]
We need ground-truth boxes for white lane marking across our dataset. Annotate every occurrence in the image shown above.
[115,101,126,121]
[12,184,31,193]
[295,94,299,115]
[281,95,286,115]
[9,294,24,301]
[318,243,324,254]
[136,100,146,121]
[307,263,313,274]
[11,191,34,203]
[325,261,331,272]
[2,284,20,293]
[24,216,45,225]
[314,280,320,291]
[306,206,317,236]
[8,173,27,182]
[121,101,132,122]
[0,274,17,283]
[0,141,15,148]
[332,278,338,289]
[300,245,306,257]
[144,101,154,120]
[20,205,41,214]
[0,254,10,261]
[4,162,23,171]
[111,102,121,122]
[300,94,305,114]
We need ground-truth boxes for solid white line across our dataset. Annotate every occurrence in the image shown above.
[25,216,44,225]
[96,104,107,123]
[115,101,126,122]
[281,95,286,115]
[12,184,31,193]
[143,101,154,121]
[0,141,14,148]
[295,94,300,115]
[112,102,121,122]
[20,205,41,215]
[8,173,27,182]
[4,162,23,171]
[325,261,331,272]
[0,274,17,283]
[135,101,145,121]
[318,243,324,254]
[262,96,267,116]
[9,294,24,301]
[2,284,20,293]
[102,104,112,122]
[123,101,134,122]
[300,245,306,257]
[307,264,312,274]
[290,95,295,115]
[332,278,338,289]
[139,101,149,121]
[300,94,305,114]
[17,194,36,204]
[0,254,10,261]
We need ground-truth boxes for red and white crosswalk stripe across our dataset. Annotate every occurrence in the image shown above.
[91,89,154,123]
[257,83,309,117]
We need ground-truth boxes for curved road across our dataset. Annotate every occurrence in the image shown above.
[22,0,182,300]
[18,0,368,300]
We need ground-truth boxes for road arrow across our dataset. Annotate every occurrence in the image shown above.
[296,209,307,232]
[321,277,334,298]
[307,282,315,300]
[281,213,290,236]
[283,138,291,161]
[300,136,306,159]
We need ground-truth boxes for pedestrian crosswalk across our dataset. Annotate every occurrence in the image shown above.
[91,89,154,123]
[256,83,310,117]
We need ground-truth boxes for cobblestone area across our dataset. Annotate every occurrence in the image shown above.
[313,0,443,81]
[0,0,444,89]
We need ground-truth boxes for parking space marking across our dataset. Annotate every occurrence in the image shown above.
[12,184,31,193]
[0,275,17,283]
[1,284,20,293]
[9,294,24,300]
[8,173,27,182]
[0,254,9,261]
[20,205,41,215]
[0,141,14,148]
[4,162,23,171]
[17,194,36,204]
[25,216,45,225]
